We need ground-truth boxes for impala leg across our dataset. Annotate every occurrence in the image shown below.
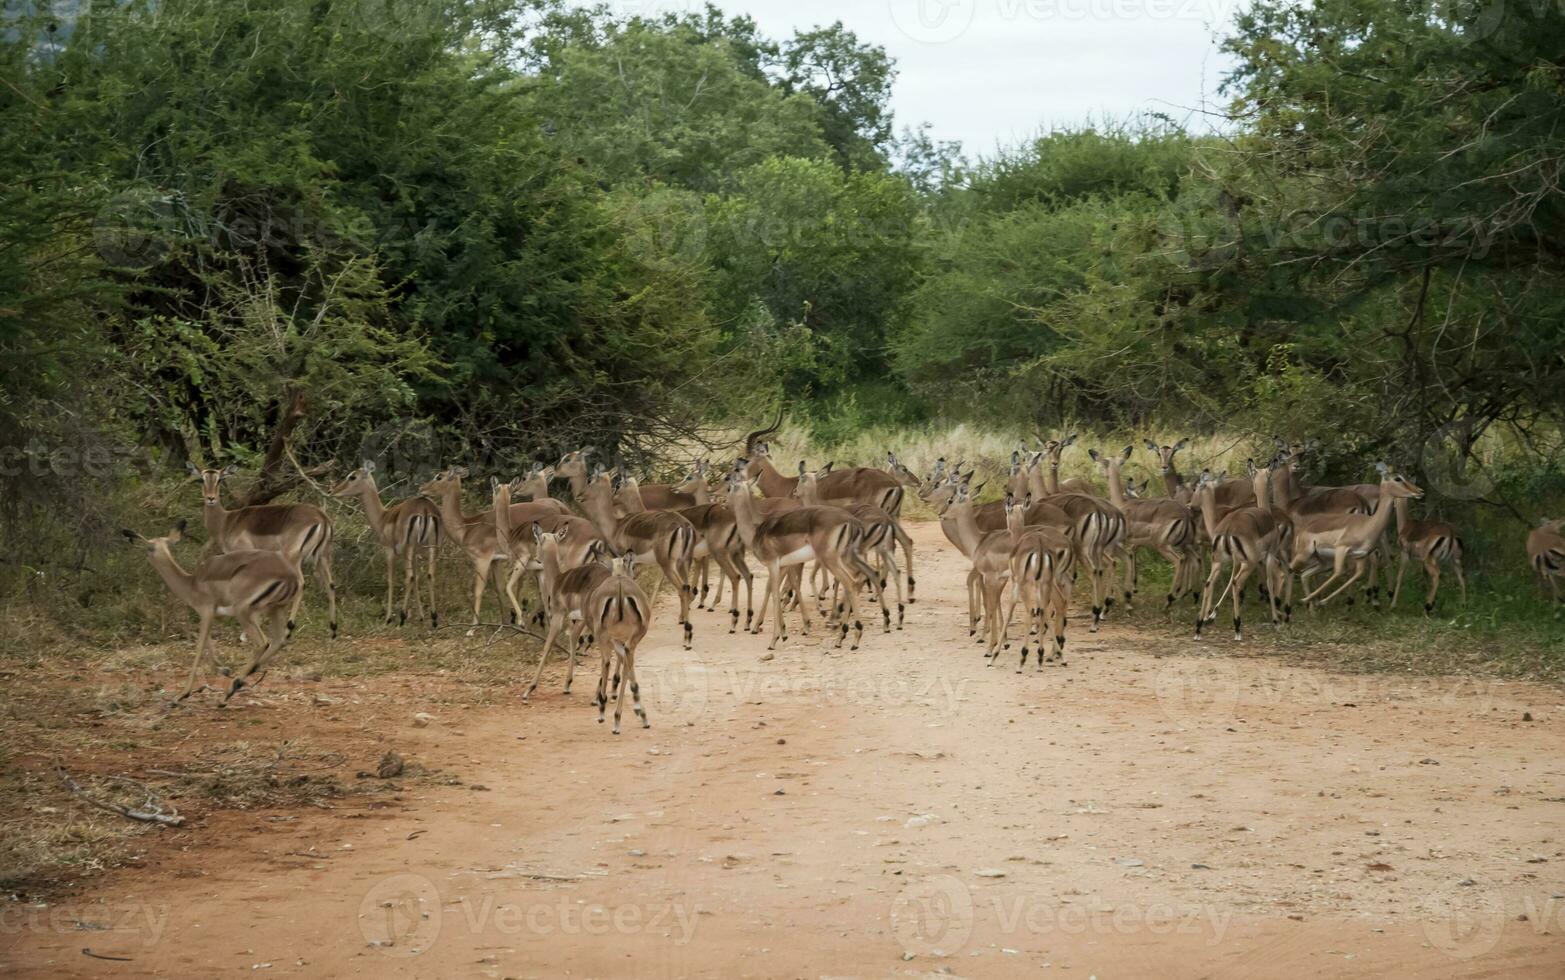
[626,637,648,729]
[221,609,274,706]
[766,561,788,649]
[176,610,217,702]
[594,640,613,723]
[1422,555,1442,614]
[1229,561,1257,640]
[382,546,397,624]
[1454,557,1468,606]
[1300,549,1350,606]
[563,620,587,693]
[402,549,422,628]
[1195,558,1227,638]
[739,555,756,632]
[424,545,440,628]
[468,555,493,630]
[894,525,916,604]
[751,574,772,634]
[525,607,564,700]
[1317,553,1366,606]
[315,549,339,640]
[504,561,530,627]
[1390,551,1410,609]
[610,639,633,734]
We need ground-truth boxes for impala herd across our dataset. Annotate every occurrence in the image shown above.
[124,418,1565,731]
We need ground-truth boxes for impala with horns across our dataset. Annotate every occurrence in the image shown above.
[330,461,441,628]
[125,520,303,705]
[189,463,338,639]
[739,411,905,517]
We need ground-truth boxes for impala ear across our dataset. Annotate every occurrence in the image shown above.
[186,461,202,478]
[1010,450,1020,467]
[363,459,376,474]
[169,519,186,542]
[821,461,834,474]
[1175,438,1190,451]
[1375,461,1389,475]
[798,459,807,476]
[120,528,141,543]
[1088,449,1102,463]
[1142,439,1159,452]
[1122,445,1134,463]
[490,475,500,492]
[532,521,544,545]
[453,465,470,478]
[1061,434,1077,447]
[1023,493,1032,508]
[972,482,986,496]
[220,464,239,477]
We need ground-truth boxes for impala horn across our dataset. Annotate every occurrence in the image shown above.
[743,407,784,455]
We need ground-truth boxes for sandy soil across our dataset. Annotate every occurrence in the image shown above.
[2,521,1562,978]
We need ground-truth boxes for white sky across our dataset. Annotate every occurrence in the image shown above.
[593,0,1240,158]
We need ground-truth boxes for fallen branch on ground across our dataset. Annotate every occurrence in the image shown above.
[55,761,186,827]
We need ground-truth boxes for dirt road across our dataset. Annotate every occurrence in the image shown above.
[4,521,1563,978]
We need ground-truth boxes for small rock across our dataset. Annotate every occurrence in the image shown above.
[1522,711,1533,722]
[412,712,435,728]
[760,653,775,662]
[1459,878,1476,886]
[1191,863,1213,870]
[773,789,785,796]
[469,784,490,792]
[776,738,786,745]
[376,751,405,779]
[1115,858,1145,867]
[1418,758,1439,766]
[902,952,916,961]
[975,868,1007,878]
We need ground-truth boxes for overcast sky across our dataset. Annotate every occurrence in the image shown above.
[594,0,1240,158]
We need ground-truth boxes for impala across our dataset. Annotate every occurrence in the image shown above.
[330,461,441,628]
[525,524,613,701]
[1525,518,1563,613]
[588,554,652,734]
[1143,438,1192,501]
[1389,497,1467,612]
[125,520,302,705]
[1017,456,1126,632]
[579,471,697,650]
[728,473,879,651]
[1288,463,1423,609]
[189,464,337,638]
[619,475,754,634]
[795,462,900,631]
[493,478,607,625]
[1191,462,1290,640]
[1090,447,1199,611]
[419,466,510,630]
[1004,495,1075,671]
